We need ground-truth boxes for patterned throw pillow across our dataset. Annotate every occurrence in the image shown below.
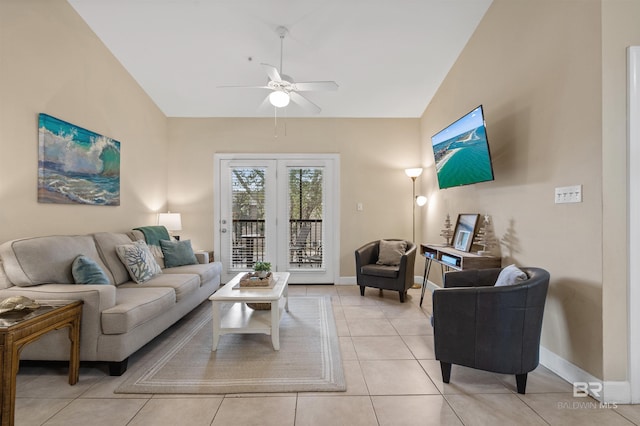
[72,255,110,284]
[115,240,162,283]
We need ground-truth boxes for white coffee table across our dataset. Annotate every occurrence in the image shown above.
[209,272,290,351]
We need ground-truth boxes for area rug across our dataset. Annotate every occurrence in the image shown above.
[115,296,345,394]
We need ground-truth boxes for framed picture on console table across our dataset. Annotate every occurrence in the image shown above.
[453,213,480,252]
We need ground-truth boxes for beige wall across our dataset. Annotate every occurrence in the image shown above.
[166,118,421,277]
[601,0,640,381]
[4,0,637,384]
[420,0,604,377]
[0,0,169,242]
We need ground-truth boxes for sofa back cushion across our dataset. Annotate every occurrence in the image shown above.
[93,232,135,285]
[0,235,114,287]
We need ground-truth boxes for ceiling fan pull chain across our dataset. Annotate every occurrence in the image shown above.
[274,105,278,138]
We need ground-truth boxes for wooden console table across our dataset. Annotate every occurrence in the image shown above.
[0,300,82,426]
[419,243,501,306]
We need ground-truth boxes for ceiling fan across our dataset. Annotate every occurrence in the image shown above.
[219,26,338,114]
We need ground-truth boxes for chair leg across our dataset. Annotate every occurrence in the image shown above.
[516,373,528,394]
[359,286,365,296]
[440,362,452,383]
[399,291,405,303]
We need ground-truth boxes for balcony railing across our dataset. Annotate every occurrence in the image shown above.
[230,219,322,269]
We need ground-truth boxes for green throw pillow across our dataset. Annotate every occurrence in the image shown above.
[160,239,198,268]
[72,255,110,284]
[116,240,162,283]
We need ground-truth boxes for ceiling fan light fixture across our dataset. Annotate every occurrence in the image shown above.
[269,90,290,108]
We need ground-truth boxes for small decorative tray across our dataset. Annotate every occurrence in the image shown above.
[233,272,276,289]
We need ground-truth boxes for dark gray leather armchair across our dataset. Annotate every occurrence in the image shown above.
[355,239,416,302]
[432,267,549,394]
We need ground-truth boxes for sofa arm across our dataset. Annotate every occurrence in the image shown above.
[0,283,116,311]
[0,283,117,359]
[194,251,209,264]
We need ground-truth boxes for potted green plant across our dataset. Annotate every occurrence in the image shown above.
[253,261,271,278]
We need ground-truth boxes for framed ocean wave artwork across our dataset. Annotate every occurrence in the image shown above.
[38,113,120,206]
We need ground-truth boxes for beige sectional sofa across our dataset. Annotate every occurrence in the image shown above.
[0,230,222,375]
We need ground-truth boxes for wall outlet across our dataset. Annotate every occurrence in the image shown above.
[555,185,582,204]
[356,202,363,211]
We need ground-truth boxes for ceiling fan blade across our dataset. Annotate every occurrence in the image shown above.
[261,63,282,82]
[293,81,339,92]
[257,94,273,111]
[217,85,270,89]
[290,91,321,114]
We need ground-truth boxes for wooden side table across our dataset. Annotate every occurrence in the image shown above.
[0,300,82,426]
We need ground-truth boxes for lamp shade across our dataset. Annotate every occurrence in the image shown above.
[157,212,182,231]
[269,90,290,108]
[404,168,423,178]
[416,195,428,206]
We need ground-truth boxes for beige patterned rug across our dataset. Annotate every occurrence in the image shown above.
[115,296,345,394]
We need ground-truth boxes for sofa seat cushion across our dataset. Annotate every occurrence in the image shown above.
[162,262,222,287]
[361,264,399,279]
[118,273,199,301]
[102,287,175,335]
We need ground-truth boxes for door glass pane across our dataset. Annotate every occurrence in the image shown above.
[288,168,323,268]
[231,167,266,269]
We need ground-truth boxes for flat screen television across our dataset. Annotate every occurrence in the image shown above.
[431,105,494,189]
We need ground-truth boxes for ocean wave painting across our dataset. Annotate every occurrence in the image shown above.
[38,113,120,206]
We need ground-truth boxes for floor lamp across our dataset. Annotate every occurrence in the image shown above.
[405,168,426,288]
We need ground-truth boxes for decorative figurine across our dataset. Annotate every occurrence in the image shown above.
[440,214,454,245]
[474,214,496,255]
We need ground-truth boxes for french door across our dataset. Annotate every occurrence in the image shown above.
[215,154,338,284]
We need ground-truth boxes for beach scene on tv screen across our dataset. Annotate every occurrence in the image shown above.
[432,107,494,189]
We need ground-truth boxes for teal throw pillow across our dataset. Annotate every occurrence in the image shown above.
[72,255,110,284]
[160,239,198,268]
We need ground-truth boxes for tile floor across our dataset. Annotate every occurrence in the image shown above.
[13,285,640,425]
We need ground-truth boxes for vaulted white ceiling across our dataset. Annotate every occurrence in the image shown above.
[68,0,492,118]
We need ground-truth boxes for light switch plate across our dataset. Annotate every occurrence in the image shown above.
[555,185,582,204]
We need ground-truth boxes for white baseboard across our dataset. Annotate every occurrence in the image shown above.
[603,381,631,404]
[539,346,630,403]
[336,276,356,285]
